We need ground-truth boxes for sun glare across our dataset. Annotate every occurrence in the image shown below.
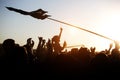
[93,13,120,51]
[65,12,120,51]
[99,13,120,41]
[69,27,79,36]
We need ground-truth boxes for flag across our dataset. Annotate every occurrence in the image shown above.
[6,7,51,20]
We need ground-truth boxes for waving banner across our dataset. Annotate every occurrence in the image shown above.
[6,7,51,20]
[6,7,114,42]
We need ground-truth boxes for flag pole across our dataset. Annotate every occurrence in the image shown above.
[47,17,114,42]
[5,7,114,42]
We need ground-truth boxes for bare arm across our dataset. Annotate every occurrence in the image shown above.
[58,27,63,39]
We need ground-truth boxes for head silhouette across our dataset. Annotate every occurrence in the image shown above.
[52,35,60,43]
[2,39,15,51]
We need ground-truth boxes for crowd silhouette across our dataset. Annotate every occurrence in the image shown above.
[0,27,120,78]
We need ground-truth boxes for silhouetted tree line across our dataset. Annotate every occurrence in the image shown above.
[0,28,120,77]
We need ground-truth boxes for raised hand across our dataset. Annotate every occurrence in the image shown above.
[90,47,96,53]
[63,41,67,48]
[38,37,43,41]
[109,43,113,49]
[31,40,34,47]
[60,27,63,31]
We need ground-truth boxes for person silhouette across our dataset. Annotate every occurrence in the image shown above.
[2,39,27,71]
[23,38,34,64]
[52,27,67,54]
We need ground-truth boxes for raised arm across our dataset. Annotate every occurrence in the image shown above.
[58,27,63,39]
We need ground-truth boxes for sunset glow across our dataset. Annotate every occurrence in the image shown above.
[1,0,120,51]
[100,14,120,41]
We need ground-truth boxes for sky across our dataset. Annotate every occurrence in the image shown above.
[1,0,120,51]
